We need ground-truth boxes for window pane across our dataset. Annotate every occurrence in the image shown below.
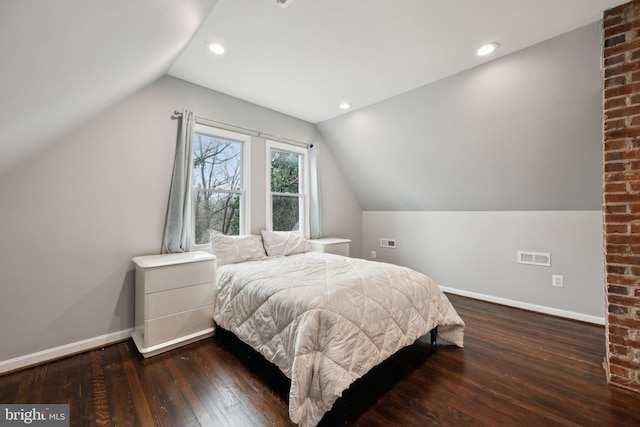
[193,134,242,191]
[272,195,300,231]
[193,191,240,243]
[271,150,299,193]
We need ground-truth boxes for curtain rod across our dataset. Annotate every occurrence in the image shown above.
[171,111,313,148]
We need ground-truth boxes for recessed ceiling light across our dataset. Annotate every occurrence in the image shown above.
[476,42,499,56]
[207,42,226,55]
[339,102,351,110]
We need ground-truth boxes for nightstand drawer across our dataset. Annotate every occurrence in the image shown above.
[145,282,214,319]
[132,251,217,357]
[140,260,215,294]
[143,305,214,348]
[308,238,351,257]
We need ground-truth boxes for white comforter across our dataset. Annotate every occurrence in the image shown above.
[214,252,464,427]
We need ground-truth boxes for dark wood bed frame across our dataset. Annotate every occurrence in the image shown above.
[430,326,438,346]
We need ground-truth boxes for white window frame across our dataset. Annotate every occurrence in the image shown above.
[191,124,251,250]
[265,140,310,238]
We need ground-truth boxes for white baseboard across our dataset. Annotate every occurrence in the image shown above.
[0,328,134,375]
[440,286,605,325]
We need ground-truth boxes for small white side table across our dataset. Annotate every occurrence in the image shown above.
[131,251,216,357]
[307,238,351,257]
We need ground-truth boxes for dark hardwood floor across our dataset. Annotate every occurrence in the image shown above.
[1,294,639,426]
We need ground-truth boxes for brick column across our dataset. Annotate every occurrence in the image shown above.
[603,0,640,394]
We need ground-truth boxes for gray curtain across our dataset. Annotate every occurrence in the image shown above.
[308,143,322,239]
[162,109,196,253]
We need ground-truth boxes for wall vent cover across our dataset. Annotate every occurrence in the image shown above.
[517,250,551,267]
[380,238,397,248]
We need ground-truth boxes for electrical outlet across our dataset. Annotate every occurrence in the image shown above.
[371,250,376,259]
[552,275,563,287]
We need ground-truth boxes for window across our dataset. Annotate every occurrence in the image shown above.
[192,125,250,245]
[266,140,309,237]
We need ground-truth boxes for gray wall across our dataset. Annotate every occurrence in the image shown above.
[0,75,361,364]
[363,211,604,321]
[318,23,605,320]
[317,22,603,211]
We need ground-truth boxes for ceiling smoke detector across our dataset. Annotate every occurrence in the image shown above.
[274,0,295,8]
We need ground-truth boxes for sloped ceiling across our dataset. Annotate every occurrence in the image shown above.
[0,0,627,178]
[169,0,626,123]
[0,0,219,176]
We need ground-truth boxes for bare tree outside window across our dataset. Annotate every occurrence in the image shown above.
[192,133,242,243]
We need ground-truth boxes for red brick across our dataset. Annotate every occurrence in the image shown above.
[604,10,625,27]
[607,254,640,265]
[608,275,640,287]
[605,53,627,67]
[609,332,628,346]
[609,364,631,380]
[609,323,630,336]
[607,75,628,88]
[605,118,628,132]
[609,284,631,295]
[606,223,629,234]
[606,104,640,118]
[605,171,640,183]
[604,139,629,151]
[606,34,628,48]
[607,265,629,275]
[610,375,637,389]
[605,39,640,57]
[605,230,640,243]
[606,83,640,99]
[610,343,629,355]
[610,304,630,316]
[609,294,640,306]
[610,355,640,370]
[610,314,640,330]
[605,22,632,39]
[606,244,628,255]
[604,204,627,214]
[603,4,640,392]
[604,182,627,192]
[605,162,628,173]
[628,339,640,350]
[606,96,628,110]
[605,61,640,79]
[606,127,640,139]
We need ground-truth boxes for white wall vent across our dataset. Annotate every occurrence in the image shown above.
[380,238,397,248]
[517,250,551,267]
[274,0,296,8]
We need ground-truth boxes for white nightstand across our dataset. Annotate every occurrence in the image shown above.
[308,238,351,257]
[131,251,216,358]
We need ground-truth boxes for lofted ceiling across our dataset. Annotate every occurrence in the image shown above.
[0,0,628,176]
[169,0,627,123]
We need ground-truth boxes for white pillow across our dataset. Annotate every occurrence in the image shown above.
[261,230,311,257]
[210,231,267,266]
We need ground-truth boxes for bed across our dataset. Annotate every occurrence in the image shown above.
[211,230,465,427]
